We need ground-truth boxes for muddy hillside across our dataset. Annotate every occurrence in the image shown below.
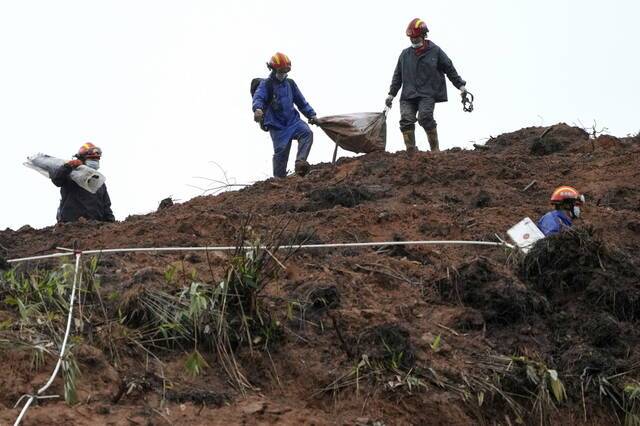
[1,123,640,425]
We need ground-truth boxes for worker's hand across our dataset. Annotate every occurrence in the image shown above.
[385,95,394,108]
[66,159,83,168]
[459,86,468,93]
[308,116,319,125]
[253,109,264,123]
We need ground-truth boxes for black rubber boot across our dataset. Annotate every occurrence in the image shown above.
[426,128,440,152]
[402,130,417,153]
[295,160,311,177]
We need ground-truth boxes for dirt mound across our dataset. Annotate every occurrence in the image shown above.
[522,227,640,320]
[438,256,549,324]
[1,122,640,425]
[485,123,590,155]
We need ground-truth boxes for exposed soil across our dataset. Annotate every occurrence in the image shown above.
[1,123,640,425]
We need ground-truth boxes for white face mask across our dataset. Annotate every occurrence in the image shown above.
[572,206,581,218]
[411,41,423,48]
[85,159,100,170]
[275,72,288,82]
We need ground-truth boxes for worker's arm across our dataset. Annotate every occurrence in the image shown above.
[388,54,403,97]
[51,164,73,187]
[252,79,269,112]
[291,81,316,119]
[102,187,115,222]
[437,47,466,90]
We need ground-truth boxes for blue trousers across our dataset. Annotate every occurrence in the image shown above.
[269,120,313,178]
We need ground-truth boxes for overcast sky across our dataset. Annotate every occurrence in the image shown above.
[0,0,637,230]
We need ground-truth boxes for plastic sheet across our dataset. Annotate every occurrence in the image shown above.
[24,154,106,194]
[317,110,387,154]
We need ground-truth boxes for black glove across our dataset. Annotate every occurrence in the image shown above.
[308,116,319,125]
[385,95,394,108]
[253,109,264,123]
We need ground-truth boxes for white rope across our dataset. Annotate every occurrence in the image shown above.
[81,239,513,255]
[7,239,513,264]
[13,253,82,426]
[8,252,74,264]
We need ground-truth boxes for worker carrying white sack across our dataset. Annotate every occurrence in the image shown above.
[25,143,114,223]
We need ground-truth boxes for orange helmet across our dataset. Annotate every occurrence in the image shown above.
[267,52,292,71]
[550,186,585,205]
[406,18,429,38]
[76,142,102,160]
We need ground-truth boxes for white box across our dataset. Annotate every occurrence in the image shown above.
[507,217,546,253]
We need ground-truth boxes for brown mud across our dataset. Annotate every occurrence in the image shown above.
[1,123,639,425]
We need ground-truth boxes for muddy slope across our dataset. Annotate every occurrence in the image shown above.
[1,123,640,425]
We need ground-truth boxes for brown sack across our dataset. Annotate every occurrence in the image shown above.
[317,111,387,154]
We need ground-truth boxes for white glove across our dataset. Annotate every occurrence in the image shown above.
[459,86,467,93]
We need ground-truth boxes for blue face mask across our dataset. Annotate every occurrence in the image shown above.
[85,159,100,170]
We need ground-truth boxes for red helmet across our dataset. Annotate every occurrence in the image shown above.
[76,142,102,159]
[267,52,292,71]
[550,186,585,205]
[406,18,429,38]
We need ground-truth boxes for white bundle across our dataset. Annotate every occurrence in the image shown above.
[24,153,106,194]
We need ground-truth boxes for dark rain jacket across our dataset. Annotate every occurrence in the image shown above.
[252,74,316,131]
[51,164,115,223]
[389,41,466,102]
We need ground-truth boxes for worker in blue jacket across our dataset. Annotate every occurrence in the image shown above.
[252,52,318,178]
[538,186,585,236]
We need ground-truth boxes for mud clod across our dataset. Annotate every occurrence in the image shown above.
[356,324,414,369]
[580,313,621,347]
[530,137,565,155]
[438,257,548,324]
[309,185,374,208]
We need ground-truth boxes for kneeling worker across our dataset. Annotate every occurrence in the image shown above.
[538,186,585,236]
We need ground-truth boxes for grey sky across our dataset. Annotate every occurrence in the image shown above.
[0,0,637,230]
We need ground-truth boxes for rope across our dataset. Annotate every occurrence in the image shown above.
[8,239,513,264]
[13,253,82,426]
[7,252,74,264]
[83,240,511,254]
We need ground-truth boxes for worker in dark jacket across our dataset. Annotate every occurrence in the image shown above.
[385,18,468,152]
[253,52,318,178]
[51,143,115,223]
[538,186,585,236]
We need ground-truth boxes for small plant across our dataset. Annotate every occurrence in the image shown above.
[185,350,209,378]
[62,348,80,404]
[430,335,442,353]
[511,356,566,424]
[624,383,640,426]
[164,265,177,285]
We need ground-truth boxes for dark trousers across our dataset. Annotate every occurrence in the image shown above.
[269,120,313,178]
[399,97,436,132]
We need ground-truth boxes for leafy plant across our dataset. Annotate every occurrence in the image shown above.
[185,350,209,377]
[62,348,80,404]
[430,335,442,353]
